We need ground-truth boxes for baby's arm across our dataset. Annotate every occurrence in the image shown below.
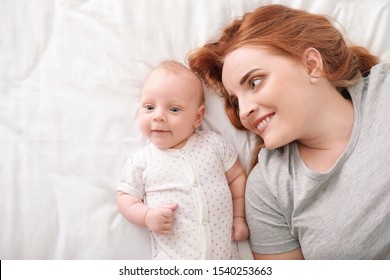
[116,191,178,234]
[225,158,249,241]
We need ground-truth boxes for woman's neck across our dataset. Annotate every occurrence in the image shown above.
[297,89,354,172]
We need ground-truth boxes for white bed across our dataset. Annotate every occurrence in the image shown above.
[1,0,389,260]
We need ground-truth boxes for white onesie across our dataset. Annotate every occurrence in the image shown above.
[117,130,239,259]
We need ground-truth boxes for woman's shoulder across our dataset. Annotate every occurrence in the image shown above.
[371,62,390,72]
[368,62,390,84]
[250,145,294,186]
[258,145,293,167]
[348,62,390,104]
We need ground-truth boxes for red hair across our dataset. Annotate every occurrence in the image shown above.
[187,4,379,169]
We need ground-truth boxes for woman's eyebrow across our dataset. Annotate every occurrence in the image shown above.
[240,68,263,85]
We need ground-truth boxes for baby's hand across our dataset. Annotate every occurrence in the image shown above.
[232,217,249,241]
[145,204,178,234]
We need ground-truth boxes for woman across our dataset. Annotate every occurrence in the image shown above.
[188,4,390,259]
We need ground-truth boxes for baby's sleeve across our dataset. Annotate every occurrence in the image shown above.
[211,132,238,172]
[116,154,145,199]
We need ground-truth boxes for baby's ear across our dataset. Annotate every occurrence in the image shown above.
[194,104,206,128]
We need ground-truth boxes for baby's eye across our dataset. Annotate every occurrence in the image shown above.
[144,104,154,111]
[169,107,181,113]
[251,78,262,90]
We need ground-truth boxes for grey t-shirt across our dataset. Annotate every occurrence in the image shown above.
[246,63,390,259]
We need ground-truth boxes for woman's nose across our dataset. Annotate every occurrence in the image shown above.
[239,98,258,119]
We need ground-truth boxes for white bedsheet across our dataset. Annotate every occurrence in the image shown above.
[1,0,389,259]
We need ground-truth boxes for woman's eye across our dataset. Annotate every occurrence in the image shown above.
[145,105,154,111]
[251,78,262,90]
[169,107,181,113]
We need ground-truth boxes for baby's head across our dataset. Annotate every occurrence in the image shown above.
[138,60,205,150]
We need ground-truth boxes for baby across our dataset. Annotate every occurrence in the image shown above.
[116,60,249,259]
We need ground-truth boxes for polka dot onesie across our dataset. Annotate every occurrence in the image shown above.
[117,131,240,259]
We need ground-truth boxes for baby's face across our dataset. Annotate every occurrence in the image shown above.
[138,68,205,150]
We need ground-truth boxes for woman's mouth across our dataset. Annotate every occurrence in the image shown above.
[254,113,274,132]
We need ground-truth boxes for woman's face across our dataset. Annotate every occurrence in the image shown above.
[222,46,319,150]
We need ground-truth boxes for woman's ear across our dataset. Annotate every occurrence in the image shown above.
[194,104,206,128]
[303,47,324,79]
